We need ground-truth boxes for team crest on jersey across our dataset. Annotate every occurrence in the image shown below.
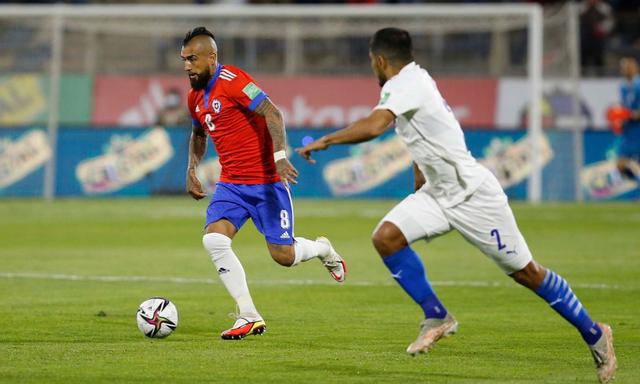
[212,99,221,114]
[379,92,390,105]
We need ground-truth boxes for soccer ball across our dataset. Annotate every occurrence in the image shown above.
[136,297,179,338]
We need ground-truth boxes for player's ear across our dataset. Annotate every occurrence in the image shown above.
[208,52,217,68]
[376,54,387,70]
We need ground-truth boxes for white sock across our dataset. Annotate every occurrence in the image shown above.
[202,233,259,318]
[292,237,331,266]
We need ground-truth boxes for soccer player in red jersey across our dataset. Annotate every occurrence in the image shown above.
[181,27,347,340]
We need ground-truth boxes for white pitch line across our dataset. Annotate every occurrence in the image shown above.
[0,272,631,291]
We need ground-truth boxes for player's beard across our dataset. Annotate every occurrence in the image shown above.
[373,64,386,87]
[189,70,211,90]
[378,75,386,87]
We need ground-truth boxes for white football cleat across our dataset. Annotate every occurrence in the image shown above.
[590,323,617,384]
[316,236,347,283]
[406,314,458,356]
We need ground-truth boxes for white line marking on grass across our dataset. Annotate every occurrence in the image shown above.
[0,272,632,291]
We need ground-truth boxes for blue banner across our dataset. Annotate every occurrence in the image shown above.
[0,126,637,200]
[0,127,48,197]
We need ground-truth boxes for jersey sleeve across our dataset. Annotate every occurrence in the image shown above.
[373,80,422,117]
[226,69,268,112]
[187,91,201,128]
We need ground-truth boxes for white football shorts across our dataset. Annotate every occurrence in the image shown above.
[375,174,532,274]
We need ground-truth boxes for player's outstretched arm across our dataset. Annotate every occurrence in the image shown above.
[255,97,299,185]
[186,123,208,200]
[296,109,394,163]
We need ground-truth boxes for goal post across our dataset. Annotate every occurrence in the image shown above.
[528,4,543,203]
[0,3,545,201]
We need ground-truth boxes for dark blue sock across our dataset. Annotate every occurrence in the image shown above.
[535,269,602,345]
[382,246,447,319]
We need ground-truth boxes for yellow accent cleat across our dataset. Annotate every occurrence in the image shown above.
[221,317,266,340]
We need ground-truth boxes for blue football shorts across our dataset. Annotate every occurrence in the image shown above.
[619,124,640,160]
[618,138,640,160]
[205,181,294,245]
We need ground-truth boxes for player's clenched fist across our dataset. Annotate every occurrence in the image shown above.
[186,168,207,200]
[275,158,299,185]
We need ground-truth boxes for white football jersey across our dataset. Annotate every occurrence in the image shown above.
[373,62,492,207]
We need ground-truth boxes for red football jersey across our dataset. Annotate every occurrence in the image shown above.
[187,64,279,184]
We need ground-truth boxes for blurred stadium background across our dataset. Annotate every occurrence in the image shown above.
[2,2,640,383]
[1,1,639,202]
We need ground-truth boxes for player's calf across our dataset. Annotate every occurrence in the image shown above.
[525,265,604,344]
[513,261,617,381]
[267,243,295,267]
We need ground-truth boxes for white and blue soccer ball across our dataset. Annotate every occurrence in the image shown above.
[136,297,179,338]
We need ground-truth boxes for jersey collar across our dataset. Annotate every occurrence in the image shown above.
[204,63,222,108]
[388,61,418,83]
[399,61,418,75]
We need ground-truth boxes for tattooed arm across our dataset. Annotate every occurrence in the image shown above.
[254,97,299,185]
[186,123,208,200]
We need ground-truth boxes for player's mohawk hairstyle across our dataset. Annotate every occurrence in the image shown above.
[183,26,216,46]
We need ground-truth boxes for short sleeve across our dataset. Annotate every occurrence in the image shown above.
[373,80,422,117]
[226,69,268,112]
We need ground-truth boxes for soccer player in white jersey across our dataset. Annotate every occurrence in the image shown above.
[297,28,617,383]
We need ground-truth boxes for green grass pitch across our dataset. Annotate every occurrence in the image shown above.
[0,198,638,383]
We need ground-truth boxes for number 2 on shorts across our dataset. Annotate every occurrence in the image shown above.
[490,229,506,251]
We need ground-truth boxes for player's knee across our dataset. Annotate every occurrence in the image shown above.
[510,261,545,290]
[202,233,232,262]
[268,244,295,267]
[372,222,407,257]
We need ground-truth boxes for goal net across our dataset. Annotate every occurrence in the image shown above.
[0,4,580,201]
